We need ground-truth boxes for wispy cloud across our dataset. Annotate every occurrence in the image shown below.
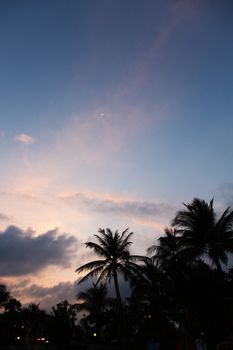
[49,109,146,168]
[111,0,198,110]
[15,133,36,145]
[61,191,174,219]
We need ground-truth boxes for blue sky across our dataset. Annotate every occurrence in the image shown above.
[0,0,233,308]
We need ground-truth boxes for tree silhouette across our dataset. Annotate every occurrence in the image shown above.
[77,282,108,316]
[51,300,76,349]
[75,228,144,304]
[172,198,233,272]
[0,284,10,309]
[22,303,47,345]
[77,283,108,339]
[4,298,21,313]
[147,227,186,270]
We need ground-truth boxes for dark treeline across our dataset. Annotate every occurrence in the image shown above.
[1,197,233,350]
[0,289,79,349]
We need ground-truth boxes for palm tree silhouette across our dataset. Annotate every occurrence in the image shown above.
[77,283,108,337]
[75,228,143,304]
[147,227,186,270]
[172,198,233,272]
[77,282,108,316]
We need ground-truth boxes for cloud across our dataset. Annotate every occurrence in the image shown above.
[61,192,174,219]
[9,279,131,311]
[0,212,12,221]
[218,183,233,207]
[0,226,78,276]
[24,282,76,301]
[15,133,35,145]
[9,281,77,310]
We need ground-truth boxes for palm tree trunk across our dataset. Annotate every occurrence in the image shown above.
[113,269,126,343]
[215,259,223,273]
[113,270,122,304]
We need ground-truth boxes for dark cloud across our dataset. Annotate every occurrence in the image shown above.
[0,226,78,276]
[8,278,131,311]
[10,279,131,311]
[62,193,174,219]
[23,282,76,299]
[10,281,77,311]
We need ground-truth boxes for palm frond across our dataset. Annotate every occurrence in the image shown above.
[77,265,105,285]
[94,232,111,251]
[121,227,129,238]
[85,242,108,257]
[96,266,112,284]
[130,254,147,262]
[147,244,158,256]
[75,259,106,273]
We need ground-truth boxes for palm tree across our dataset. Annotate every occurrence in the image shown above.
[75,228,144,304]
[171,198,233,272]
[130,257,167,313]
[147,227,187,270]
[77,282,108,317]
[147,229,192,315]
[76,283,108,336]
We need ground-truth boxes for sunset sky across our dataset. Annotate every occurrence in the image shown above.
[1,0,233,309]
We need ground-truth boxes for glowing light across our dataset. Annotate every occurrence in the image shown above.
[93,333,97,337]
[17,337,20,340]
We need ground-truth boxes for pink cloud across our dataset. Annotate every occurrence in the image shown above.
[15,133,35,145]
[60,190,175,222]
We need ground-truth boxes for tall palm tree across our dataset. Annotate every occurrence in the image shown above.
[147,228,191,312]
[130,257,168,313]
[75,228,144,304]
[171,198,233,272]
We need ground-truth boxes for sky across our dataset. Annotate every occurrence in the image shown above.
[0,0,233,309]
